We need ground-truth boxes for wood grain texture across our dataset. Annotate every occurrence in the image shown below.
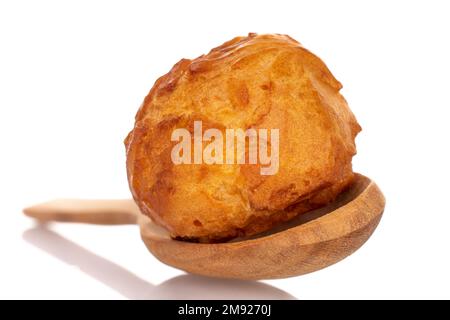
[140,173,385,279]
[23,173,384,280]
[23,199,138,225]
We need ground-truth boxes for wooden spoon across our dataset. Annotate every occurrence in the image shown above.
[23,173,384,280]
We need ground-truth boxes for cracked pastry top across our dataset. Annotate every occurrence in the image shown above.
[125,33,361,242]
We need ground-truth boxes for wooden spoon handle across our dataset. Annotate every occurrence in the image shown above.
[23,199,139,225]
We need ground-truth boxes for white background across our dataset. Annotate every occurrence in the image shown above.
[1,0,449,299]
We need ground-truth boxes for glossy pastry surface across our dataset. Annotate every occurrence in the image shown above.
[125,33,361,242]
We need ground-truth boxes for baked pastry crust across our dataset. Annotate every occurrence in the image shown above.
[125,33,361,242]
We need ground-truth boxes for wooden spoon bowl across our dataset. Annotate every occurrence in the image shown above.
[24,173,384,280]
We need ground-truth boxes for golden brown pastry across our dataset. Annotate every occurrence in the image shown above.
[125,33,361,242]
